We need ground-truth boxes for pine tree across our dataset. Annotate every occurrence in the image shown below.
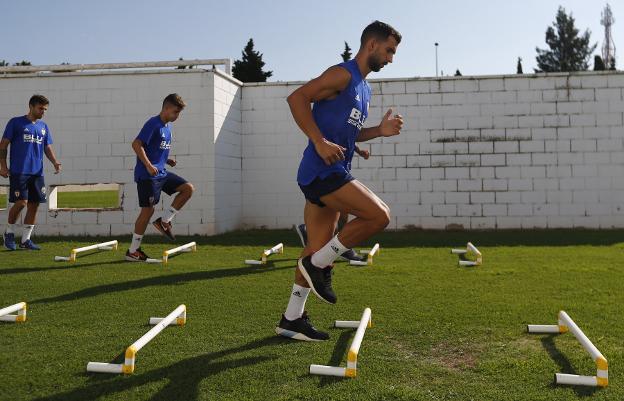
[535,7,596,72]
[516,57,524,74]
[594,55,606,71]
[13,60,31,66]
[0,60,8,67]
[232,38,273,83]
[454,69,462,76]
[609,57,616,71]
[341,41,352,62]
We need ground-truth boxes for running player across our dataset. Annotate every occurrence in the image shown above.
[1,95,61,250]
[126,93,194,262]
[277,21,403,341]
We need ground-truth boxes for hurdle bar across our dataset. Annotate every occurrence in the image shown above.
[245,243,284,265]
[527,311,608,387]
[55,240,118,262]
[451,242,482,267]
[146,242,197,264]
[351,243,380,266]
[309,307,372,378]
[0,302,27,323]
[86,304,186,374]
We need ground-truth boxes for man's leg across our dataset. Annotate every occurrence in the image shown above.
[19,201,39,248]
[153,175,193,240]
[4,200,26,250]
[335,212,367,263]
[126,206,154,261]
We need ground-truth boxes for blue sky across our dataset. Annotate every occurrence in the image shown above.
[1,0,621,81]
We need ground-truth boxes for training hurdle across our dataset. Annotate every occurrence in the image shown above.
[527,311,608,387]
[451,242,482,266]
[350,243,380,266]
[146,242,197,264]
[0,302,27,323]
[55,240,118,262]
[310,307,372,378]
[245,243,284,265]
[87,304,186,374]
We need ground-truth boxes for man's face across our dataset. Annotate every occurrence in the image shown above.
[163,104,183,122]
[29,103,48,119]
[367,36,399,72]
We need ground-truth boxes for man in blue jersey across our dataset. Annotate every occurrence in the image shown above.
[276,21,403,341]
[126,93,194,262]
[1,95,61,250]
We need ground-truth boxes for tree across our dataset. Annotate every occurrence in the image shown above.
[609,58,616,71]
[535,7,596,72]
[0,60,8,67]
[454,69,462,76]
[176,57,194,70]
[341,41,352,62]
[516,57,524,74]
[13,60,31,66]
[594,55,606,71]
[232,38,273,83]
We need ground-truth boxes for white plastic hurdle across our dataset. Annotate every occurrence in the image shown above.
[310,307,372,378]
[55,240,118,262]
[245,243,284,265]
[527,311,608,387]
[146,242,197,264]
[0,302,27,323]
[350,243,380,266]
[86,304,187,374]
[451,242,482,266]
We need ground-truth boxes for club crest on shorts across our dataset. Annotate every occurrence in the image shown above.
[14,191,20,198]
[149,196,155,205]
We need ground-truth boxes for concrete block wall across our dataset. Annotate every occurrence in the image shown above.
[242,72,624,230]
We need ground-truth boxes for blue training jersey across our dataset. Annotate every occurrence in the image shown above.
[2,116,53,176]
[134,115,172,182]
[297,59,371,185]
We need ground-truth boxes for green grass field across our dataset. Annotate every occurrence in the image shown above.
[56,190,119,209]
[1,229,622,401]
[0,193,6,207]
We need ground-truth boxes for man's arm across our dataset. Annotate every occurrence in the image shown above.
[357,109,404,142]
[132,139,158,176]
[287,66,351,166]
[0,138,9,178]
[44,145,62,174]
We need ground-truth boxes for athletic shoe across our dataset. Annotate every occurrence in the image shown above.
[19,239,40,250]
[152,217,175,240]
[297,256,337,304]
[275,311,329,341]
[295,224,307,247]
[339,248,366,263]
[125,248,149,262]
[3,232,16,251]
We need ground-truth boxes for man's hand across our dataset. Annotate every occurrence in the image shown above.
[314,138,346,166]
[356,147,370,160]
[166,158,177,167]
[53,162,62,174]
[379,108,404,137]
[147,164,159,176]
[0,166,8,178]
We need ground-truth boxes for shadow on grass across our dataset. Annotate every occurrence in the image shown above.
[0,259,128,275]
[33,336,292,401]
[32,264,293,305]
[540,335,598,397]
[316,329,355,387]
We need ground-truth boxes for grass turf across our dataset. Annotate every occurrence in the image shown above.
[0,229,622,401]
[56,190,119,209]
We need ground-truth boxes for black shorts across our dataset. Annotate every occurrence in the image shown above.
[299,171,355,208]
[9,174,47,203]
[137,172,188,207]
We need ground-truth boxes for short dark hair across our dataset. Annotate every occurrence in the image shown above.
[361,20,402,47]
[163,93,186,109]
[29,94,49,107]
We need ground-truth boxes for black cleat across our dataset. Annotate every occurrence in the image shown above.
[339,248,366,263]
[152,217,176,241]
[297,256,337,304]
[295,224,307,247]
[125,248,149,262]
[275,311,329,341]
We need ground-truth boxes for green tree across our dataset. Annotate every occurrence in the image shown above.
[454,69,462,76]
[0,60,8,67]
[609,58,616,71]
[594,55,606,71]
[535,7,596,72]
[232,38,273,83]
[516,57,524,74]
[341,41,352,62]
[13,60,31,66]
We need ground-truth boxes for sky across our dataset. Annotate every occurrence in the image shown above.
[1,0,621,81]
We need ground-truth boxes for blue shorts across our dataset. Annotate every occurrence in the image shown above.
[9,174,47,203]
[137,172,188,207]
[298,171,354,208]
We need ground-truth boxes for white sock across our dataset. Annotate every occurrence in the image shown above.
[311,235,349,268]
[129,233,143,253]
[161,206,179,223]
[21,225,34,242]
[6,223,16,234]
[284,284,310,321]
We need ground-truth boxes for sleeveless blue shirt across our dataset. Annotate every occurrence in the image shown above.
[297,59,372,185]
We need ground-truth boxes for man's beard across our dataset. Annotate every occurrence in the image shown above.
[368,56,385,72]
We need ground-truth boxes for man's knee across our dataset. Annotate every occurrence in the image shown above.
[181,183,194,196]
[372,205,391,230]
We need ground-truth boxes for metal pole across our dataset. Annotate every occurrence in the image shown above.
[435,43,439,77]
